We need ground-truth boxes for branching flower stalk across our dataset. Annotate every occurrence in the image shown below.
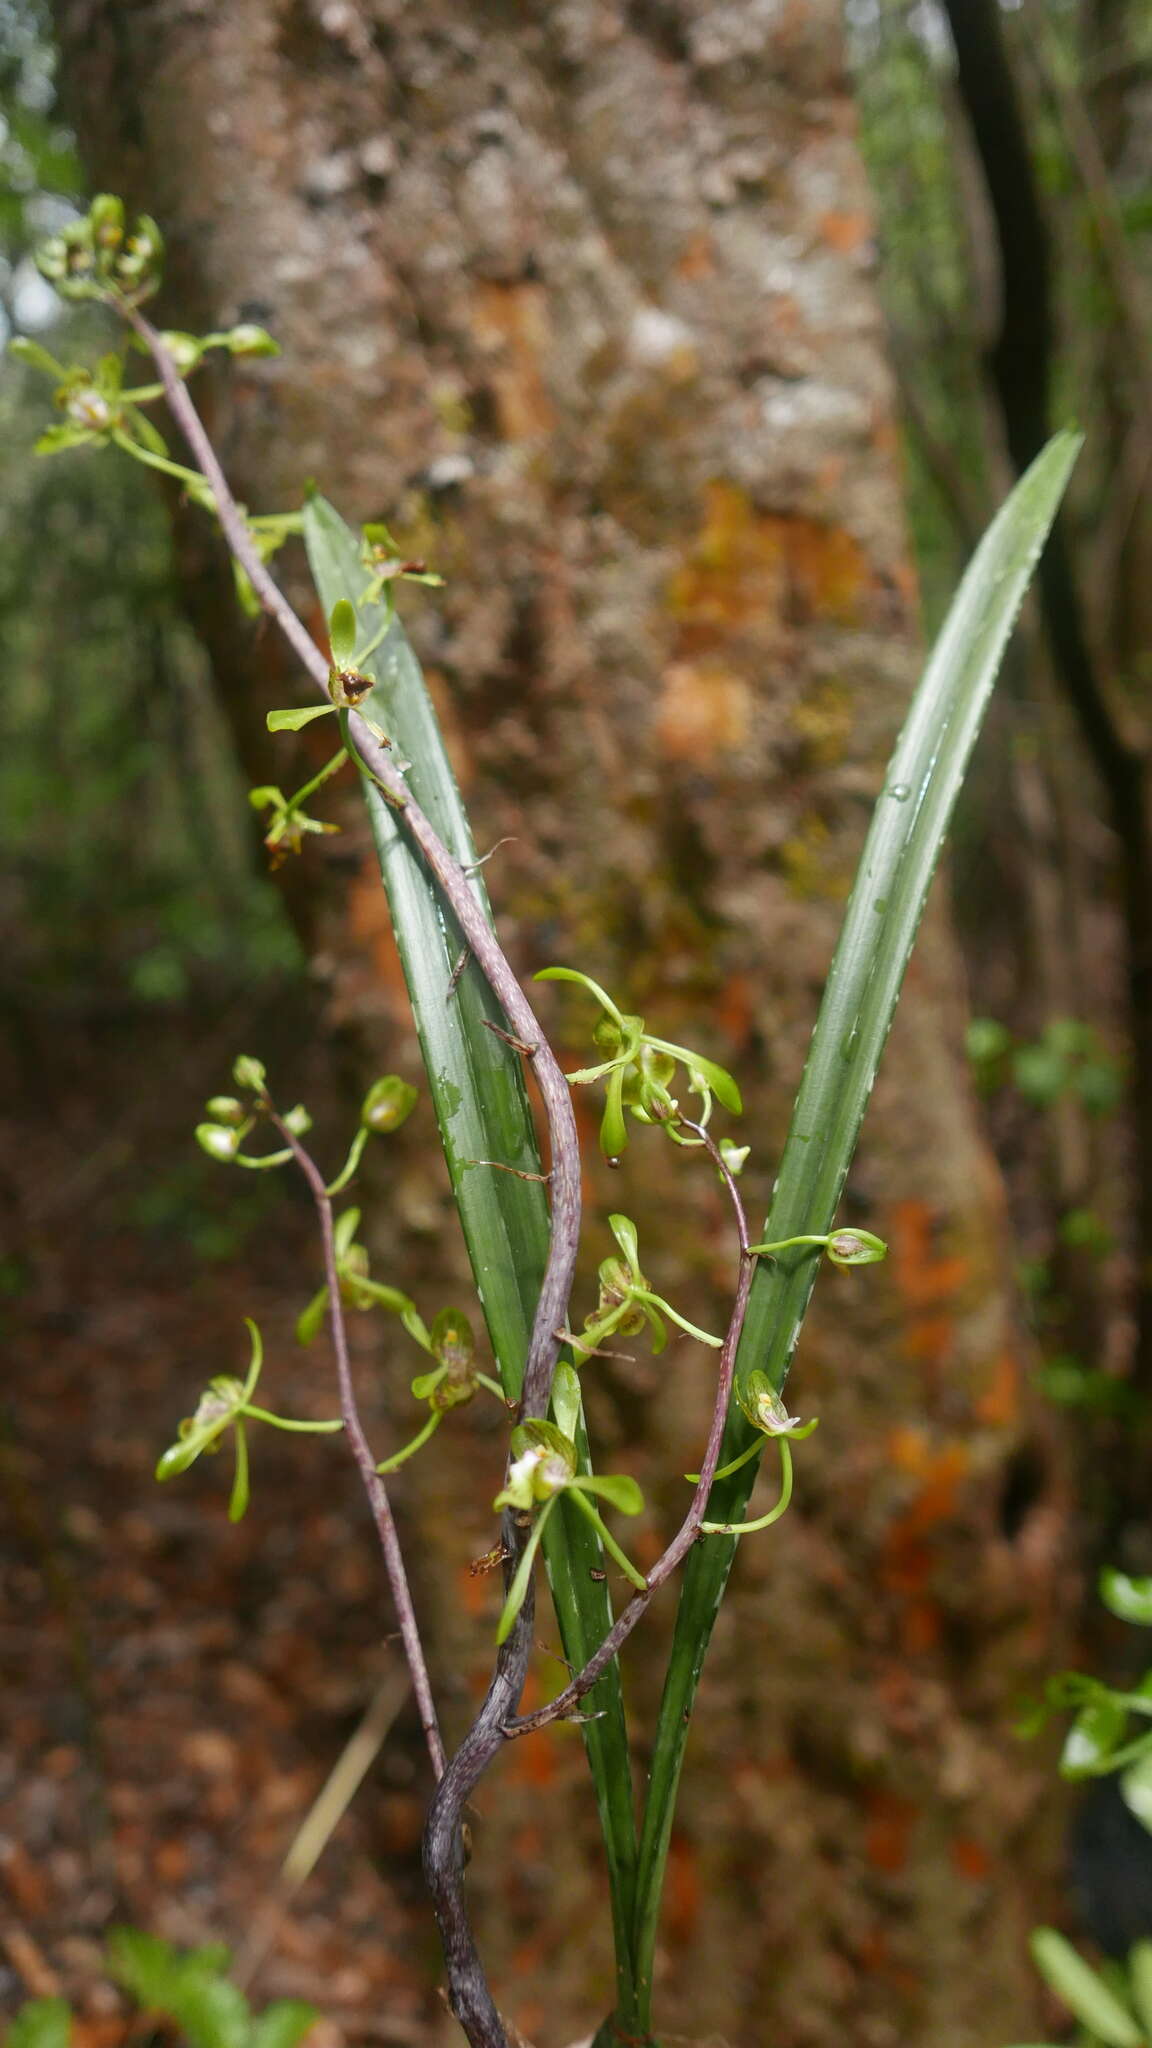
[259,1089,447,1781]
[119,303,580,2048]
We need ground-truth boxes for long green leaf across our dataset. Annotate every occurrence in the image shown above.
[618,432,1082,2038]
[302,498,640,2008]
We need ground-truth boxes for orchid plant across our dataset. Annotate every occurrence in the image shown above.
[19,194,1080,2048]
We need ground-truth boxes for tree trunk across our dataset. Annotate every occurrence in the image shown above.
[52,3,1073,2042]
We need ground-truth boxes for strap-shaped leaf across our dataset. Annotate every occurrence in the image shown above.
[302,496,641,2005]
[618,432,1082,2037]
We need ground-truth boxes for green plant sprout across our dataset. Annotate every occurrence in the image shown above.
[155,1318,342,1521]
[20,194,1081,2048]
[1011,1575,1152,2048]
[1007,1928,1152,2048]
[5,1928,317,2048]
[537,965,742,1157]
[967,1013,1124,1116]
[1024,1569,1152,1818]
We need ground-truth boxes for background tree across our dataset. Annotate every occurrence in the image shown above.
[6,1,1084,2041]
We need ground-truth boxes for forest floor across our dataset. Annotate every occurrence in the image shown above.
[0,982,451,2048]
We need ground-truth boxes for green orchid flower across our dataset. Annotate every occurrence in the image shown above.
[535,966,741,1158]
[264,601,392,742]
[248,776,344,866]
[359,520,445,609]
[687,1370,821,1539]
[571,1213,722,1364]
[296,1205,432,1348]
[376,1307,508,1475]
[492,1420,646,1644]
[155,1320,341,1520]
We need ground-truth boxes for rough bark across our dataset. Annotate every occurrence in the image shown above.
[52,3,1073,2043]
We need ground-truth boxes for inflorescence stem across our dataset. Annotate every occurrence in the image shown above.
[266,1102,446,1781]
[127,310,580,2047]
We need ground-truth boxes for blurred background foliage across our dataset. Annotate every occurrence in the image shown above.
[0,0,301,1011]
[847,0,1152,1523]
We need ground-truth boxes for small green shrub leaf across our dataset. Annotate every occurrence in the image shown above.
[1101,1570,1152,1626]
[1129,1940,1152,2035]
[248,2003,318,2048]
[1060,1697,1128,1776]
[1029,1928,1142,2047]
[1121,1754,1152,1833]
[4,2000,73,2048]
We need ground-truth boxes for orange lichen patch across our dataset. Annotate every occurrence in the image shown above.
[951,1834,992,1882]
[348,864,409,1005]
[818,208,873,256]
[667,480,875,653]
[864,1789,916,1875]
[888,1198,971,1375]
[886,1423,929,1473]
[667,481,788,642]
[423,665,473,788]
[905,1315,954,1366]
[881,1431,972,1653]
[655,658,753,761]
[787,517,873,623]
[714,970,755,1050]
[664,1831,702,1945]
[889,1201,971,1308]
[888,1440,970,1540]
[469,280,556,440]
[676,229,716,280]
[975,1349,1022,1429]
